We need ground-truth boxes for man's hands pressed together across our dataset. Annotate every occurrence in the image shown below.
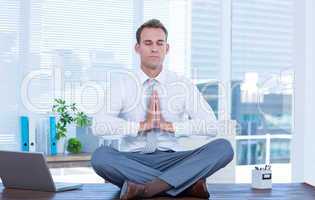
[139,90,175,134]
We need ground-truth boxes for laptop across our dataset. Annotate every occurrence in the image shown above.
[0,151,83,192]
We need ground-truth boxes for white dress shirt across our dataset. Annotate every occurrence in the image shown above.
[92,68,219,152]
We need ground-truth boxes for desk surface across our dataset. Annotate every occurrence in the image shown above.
[46,153,91,168]
[46,153,91,162]
[1,183,315,200]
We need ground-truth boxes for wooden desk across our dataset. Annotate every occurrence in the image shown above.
[46,153,91,168]
[1,183,315,200]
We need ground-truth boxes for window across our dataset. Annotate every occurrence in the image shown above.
[237,139,266,165]
[270,138,291,163]
[27,0,136,113]
[143,0,222,117]
[231,0,294,182]
[143,0,190,75]
[0,1,295,184]
[0,0,21,150]
[190,0,221,80]
[191,0,222,118]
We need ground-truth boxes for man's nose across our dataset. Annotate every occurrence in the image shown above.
[151,44,159,52]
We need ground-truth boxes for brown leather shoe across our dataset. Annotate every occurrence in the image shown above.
[120,181,145,200]
[185,179,210,199]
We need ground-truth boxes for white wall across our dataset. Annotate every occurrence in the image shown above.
[293,0,315,186]
[303,0,315,186]
[291,0,306,183]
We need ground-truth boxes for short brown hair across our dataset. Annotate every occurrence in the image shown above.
[136,19,168,44]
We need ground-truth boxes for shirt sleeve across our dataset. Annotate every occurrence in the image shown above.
[173,79,219,137]
[91,76,140,138]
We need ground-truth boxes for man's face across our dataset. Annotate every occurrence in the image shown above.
[135,28,169,70]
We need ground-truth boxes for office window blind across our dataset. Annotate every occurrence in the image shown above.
[143,0,222,80]
[0,0,20,150]
[143,0,190,76]
[190,0,222,80]
[231,0,294,171]
[28,0,135,111]
[232,0,294,80]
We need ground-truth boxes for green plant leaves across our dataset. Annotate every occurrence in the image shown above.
[52,98,91,140]
[67,138,82,154]
[74,112,92,128]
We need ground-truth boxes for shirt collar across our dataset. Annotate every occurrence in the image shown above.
[137,67,167,85]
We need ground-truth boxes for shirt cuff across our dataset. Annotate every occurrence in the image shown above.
[124,121,140,137]
[173,121,190,137]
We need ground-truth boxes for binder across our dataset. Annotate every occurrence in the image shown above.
[20,116,29,152]
[49,116,57,155]
[28,116,36,152]
[35,117,49,155]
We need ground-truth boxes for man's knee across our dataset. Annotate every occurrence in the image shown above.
[91,146,125,187]
[208,138,234,162]
[218,139,234,163]
[91,146,116,171]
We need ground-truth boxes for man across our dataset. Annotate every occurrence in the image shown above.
[91,19,234,199]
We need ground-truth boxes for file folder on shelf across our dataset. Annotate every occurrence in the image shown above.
[35,117,49,155]
[20,116,29,152]
[49,116,57,155]
[28,116,36,152]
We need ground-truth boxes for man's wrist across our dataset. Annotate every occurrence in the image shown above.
[138,121,146,134]
[161,121,175,133]
[138,121,153,135]
[139,121,145,130]
[138,120,175,134]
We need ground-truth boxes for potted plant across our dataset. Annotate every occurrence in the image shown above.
[52,98,91,154]
[67,138,82,154]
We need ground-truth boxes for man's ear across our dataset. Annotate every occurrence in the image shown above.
[135,43,140,53]
[166,43,170,54]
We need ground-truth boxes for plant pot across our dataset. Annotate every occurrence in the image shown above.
[67,124,77,138]
[76,126,99,153]
[57,137,67,154]
[56,124,76,154]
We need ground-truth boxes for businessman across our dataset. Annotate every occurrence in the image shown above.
[91,19,234,199]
